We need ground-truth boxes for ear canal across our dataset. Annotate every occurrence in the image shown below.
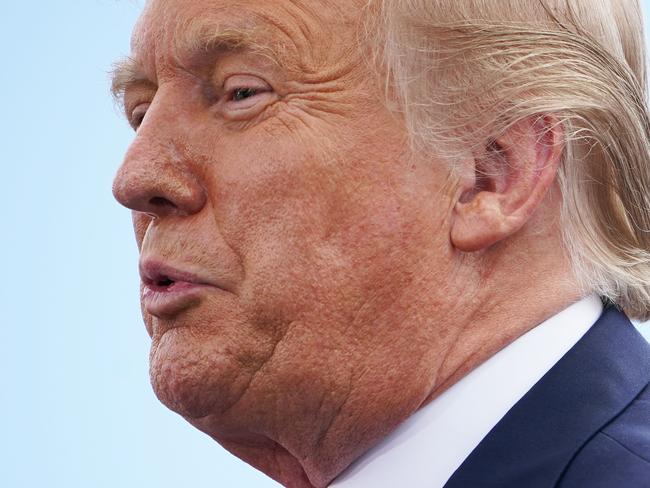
[460,139,507,204]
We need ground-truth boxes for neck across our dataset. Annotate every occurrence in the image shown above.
[424,261,582,406]
[195,231,582,488]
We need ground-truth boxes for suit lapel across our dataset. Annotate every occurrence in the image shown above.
[444,306,650,488]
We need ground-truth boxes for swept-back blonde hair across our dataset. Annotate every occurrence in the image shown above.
[366,0,650,320]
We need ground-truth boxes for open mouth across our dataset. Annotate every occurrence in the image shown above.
[147,274,179,292]
[139,260,216,296]
[138,260,219,318]
[156,276,175,287]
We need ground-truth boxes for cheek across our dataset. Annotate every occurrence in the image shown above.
[211,133,445,304]
[207,134,340,255]
[230,179,444,347]
[197,116,454,363]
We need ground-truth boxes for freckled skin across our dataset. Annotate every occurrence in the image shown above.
[112,1,580,487]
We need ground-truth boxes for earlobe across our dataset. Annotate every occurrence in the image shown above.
[451,116,564,252]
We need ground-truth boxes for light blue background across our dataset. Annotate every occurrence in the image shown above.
[2,2,650,487]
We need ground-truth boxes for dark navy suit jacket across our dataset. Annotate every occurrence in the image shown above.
[444,305,650,488]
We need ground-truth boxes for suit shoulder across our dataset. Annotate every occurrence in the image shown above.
[558,383,650,488]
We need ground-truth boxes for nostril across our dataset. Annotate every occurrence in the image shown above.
[149,196,177,210]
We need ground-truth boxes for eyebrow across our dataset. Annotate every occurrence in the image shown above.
[110,56,147,104]
[110,19,283,107]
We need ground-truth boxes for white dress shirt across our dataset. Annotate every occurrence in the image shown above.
[329,295,604,488]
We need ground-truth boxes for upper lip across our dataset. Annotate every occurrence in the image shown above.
[139,259,217,289]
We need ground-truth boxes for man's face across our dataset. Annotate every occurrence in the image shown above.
[113,0,459,481]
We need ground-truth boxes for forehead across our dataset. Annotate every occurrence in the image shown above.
[132,0,366,71]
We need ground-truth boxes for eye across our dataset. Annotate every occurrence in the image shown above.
[130,103,150,131]
[231,87,260,102]
[221,75,274,118]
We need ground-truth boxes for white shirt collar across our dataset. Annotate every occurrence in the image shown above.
[329,295,603,488]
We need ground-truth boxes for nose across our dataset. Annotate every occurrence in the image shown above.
[112,130,207,219]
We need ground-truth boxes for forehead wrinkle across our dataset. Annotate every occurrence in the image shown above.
[168,5,320,74]
[260,0,368,76]
[129,1,162,72]
[171,16,284,70]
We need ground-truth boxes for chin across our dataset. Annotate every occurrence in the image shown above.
[148,327,249,419]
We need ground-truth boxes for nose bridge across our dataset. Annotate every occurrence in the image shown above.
[112,91,207,218]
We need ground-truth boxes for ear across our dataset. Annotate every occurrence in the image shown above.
[451,115,564,252]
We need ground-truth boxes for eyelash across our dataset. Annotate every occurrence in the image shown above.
[230,87,260,101]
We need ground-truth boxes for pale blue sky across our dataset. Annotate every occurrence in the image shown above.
[2,2,649,487]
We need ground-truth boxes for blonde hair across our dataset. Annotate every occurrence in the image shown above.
[366,0,650,320]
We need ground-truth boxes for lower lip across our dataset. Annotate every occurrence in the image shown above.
[142,281,212,318]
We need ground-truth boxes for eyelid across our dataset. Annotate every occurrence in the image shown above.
[123,84,156,128]
[220,74,275,118]
[223,74,271,96]
[130,102,151,129]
